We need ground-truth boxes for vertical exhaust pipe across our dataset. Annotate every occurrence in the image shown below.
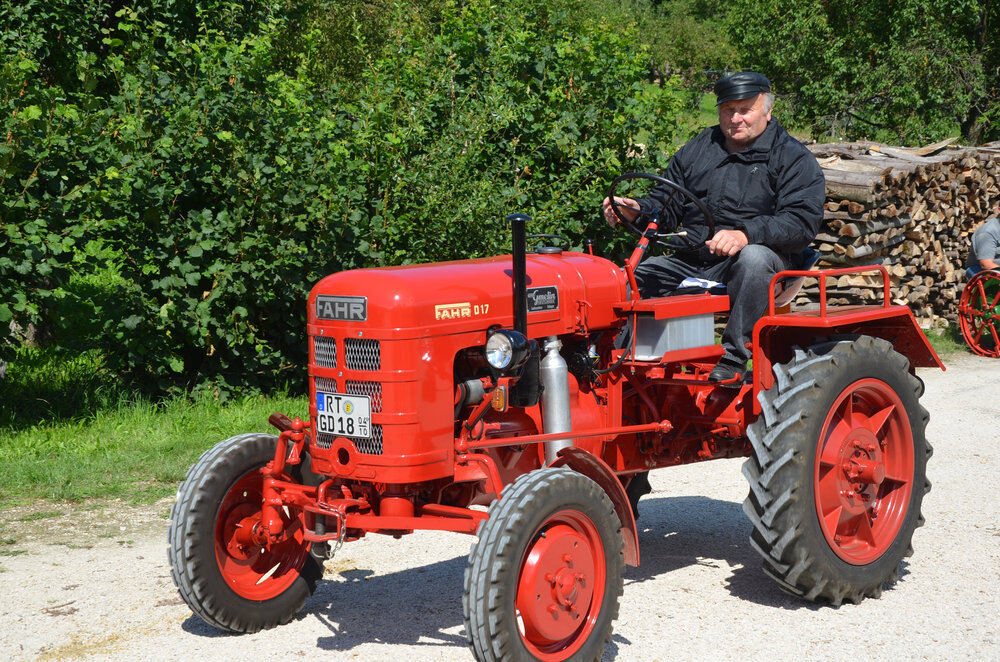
[506,213,529,335]
[506,214,570,463]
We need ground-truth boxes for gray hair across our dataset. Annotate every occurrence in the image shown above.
[762,92,776,113]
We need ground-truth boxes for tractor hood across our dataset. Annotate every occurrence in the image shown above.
[307,252,627,339]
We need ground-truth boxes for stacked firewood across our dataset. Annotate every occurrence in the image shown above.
[794,138,1000,328]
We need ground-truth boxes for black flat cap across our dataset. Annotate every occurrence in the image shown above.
[714,71,771,105]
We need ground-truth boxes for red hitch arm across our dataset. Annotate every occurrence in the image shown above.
[261,413,309,539]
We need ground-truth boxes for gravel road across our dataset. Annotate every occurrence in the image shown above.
[2,352,998,661]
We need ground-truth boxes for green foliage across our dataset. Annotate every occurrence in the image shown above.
[1,0,686,395]
[567,0,737,79]
[0,0,276,362]
[726,0,999,144]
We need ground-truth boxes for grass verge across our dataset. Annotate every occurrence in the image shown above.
[0,391,308,506]
[924,325,968,358]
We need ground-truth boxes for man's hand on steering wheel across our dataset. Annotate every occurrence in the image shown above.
[602,196,640,227]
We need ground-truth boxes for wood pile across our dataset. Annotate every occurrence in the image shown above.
[796,138,1000,328]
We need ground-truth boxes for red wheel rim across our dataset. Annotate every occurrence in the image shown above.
[214,470,310,600]
[515,509,606,661]
[959,271,1000,358]
[814,379,914,565]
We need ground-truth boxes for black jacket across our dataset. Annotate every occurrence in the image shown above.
[637,120,825,263]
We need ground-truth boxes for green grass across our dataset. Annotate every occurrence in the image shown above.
[2,326,309,506]
[1,259,132,432]
[697,92,717,125]
[1,345,126,431]
[924,326,968,358]
[0,389,308,505]
[0,550,26,557]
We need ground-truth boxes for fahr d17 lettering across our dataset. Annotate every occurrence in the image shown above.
[168,173,943,662]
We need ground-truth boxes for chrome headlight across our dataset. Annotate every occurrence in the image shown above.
[485,329,529,371]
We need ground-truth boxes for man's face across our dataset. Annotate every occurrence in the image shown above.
[718,93,772,148]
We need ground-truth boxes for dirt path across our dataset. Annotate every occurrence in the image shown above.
[2,353,998,661]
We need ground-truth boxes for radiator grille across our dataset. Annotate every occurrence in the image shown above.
[313,337,337,368]
[346,380,382,412]
[312,377,383,454]
[345,338,380,370]
[315,426,383,455]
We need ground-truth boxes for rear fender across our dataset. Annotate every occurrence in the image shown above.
[550,447,639,567]
[751,306,945,415]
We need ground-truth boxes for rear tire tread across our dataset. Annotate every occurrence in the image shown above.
[743,336,931,605]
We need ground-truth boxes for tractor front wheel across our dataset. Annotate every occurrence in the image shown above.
[464,467,624,662]
[743,336,931,605]
[168,433,322,632]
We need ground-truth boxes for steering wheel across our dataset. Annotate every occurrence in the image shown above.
[607,172,716,245]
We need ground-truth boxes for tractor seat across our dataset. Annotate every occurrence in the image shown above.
[773,247,821,308]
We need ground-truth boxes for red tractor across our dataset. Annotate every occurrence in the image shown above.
[168,173,943,661]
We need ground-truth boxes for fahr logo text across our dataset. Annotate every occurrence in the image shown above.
[316,295,367,321]
[434,302,490,320]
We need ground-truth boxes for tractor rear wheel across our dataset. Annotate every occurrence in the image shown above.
[168,433,322,632]
[463,467,624,662]
[743,336,931,605]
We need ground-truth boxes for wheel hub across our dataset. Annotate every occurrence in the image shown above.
[835,432,886,515]
[517,523,597,644]
[224,504,264,560]
[214,470,311,600]
[549,564,586,610]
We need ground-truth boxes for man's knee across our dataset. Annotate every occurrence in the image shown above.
[732,244,782,278]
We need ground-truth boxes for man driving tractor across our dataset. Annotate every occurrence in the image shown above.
[602,71,826,383]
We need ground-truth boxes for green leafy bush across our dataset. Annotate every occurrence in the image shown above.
[1,0,686,394]
[0,0,276,359]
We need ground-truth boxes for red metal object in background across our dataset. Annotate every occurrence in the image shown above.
[959,270,1000,357]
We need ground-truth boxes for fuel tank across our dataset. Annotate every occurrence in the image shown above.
[303,251,627,484]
